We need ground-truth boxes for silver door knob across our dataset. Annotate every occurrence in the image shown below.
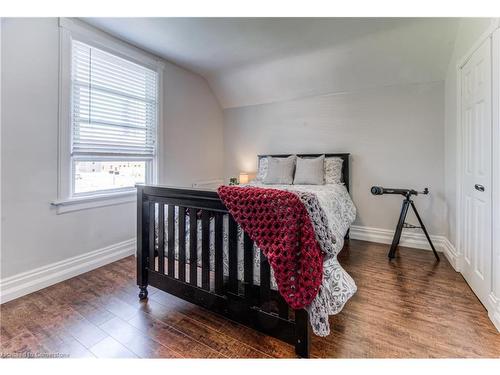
[475,184,485,192]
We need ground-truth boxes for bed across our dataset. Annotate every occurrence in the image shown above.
[136,153,356,357]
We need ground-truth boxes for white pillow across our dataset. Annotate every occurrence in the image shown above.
[293,155,325,185]
[324,157,343,184]
[263,155,296,184]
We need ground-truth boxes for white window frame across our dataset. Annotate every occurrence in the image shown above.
[53,18,164,214]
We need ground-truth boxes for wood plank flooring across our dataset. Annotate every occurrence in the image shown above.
[1,239,499,358]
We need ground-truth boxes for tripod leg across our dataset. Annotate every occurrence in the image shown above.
[410,201,440,261]
[388,199,410,259]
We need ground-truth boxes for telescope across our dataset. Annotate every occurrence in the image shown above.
[370,186,429,197]
[371,186,439,261]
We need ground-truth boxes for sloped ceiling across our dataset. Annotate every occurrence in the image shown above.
[83,18,460,108]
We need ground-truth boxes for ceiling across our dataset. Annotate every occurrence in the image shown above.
[83,18,461,108]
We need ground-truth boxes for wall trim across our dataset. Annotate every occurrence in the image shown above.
[456,19,500,70]
[350,225,459,271]
[51,190,136,214]
[440,237,460,271]
[491,28,500,318]
[0,239,136,304]
[488,293,500,332]
[59,18,164,70]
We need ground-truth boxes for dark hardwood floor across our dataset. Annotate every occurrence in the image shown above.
[1,239,500,358]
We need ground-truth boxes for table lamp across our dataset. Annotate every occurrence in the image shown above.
[239,172,249,184]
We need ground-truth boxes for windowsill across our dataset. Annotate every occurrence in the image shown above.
[51,190,136,214]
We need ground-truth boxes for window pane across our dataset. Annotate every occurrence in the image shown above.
[74,160,146,194]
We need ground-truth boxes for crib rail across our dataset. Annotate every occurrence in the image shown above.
[136,185,310,357]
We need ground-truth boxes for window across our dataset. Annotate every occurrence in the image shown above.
[71,40,158,196]
[55,19,162,213]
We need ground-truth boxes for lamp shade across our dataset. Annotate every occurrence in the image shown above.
[239,172,249,184]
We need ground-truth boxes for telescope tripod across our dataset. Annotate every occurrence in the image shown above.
[389,196,440,261]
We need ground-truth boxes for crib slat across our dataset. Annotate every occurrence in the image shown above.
[157,203,165,275]
[149,202,156,272]
[243,232,253,297]
[228,215,238,294]
[189,208,198,286]
[178,207,186,282]
[167,205,175,277]
[201,210,210,290]
[260,251,271,312]
[214,213,224,294]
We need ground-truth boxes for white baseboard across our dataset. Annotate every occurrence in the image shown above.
[488,293,500,332]
[0,239,136,304]
[440,237,460,272]
[350,225,459,271]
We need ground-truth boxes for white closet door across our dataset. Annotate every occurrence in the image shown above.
[460,37,492,307]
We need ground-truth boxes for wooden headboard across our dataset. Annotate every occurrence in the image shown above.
[257,153,350,192]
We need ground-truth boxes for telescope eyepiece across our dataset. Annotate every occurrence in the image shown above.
[371,186,384,195]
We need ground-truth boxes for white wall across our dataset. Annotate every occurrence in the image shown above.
[162,62,224,187]
[224,81,446,235]
[444,18,497,246]
[0,18,223,281]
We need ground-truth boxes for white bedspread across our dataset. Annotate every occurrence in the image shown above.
[248,182,357,336]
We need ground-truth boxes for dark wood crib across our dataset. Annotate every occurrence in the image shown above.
[136,153,350,358]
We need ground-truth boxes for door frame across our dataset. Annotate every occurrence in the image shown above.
[491,28,500,330]
[455,19,500,330]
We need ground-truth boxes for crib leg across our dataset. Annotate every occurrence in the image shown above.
[137,187,150,301]
[294,309,311,358]
[138,286,148,300]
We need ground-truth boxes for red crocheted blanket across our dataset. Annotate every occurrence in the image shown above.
[218,186,324,309]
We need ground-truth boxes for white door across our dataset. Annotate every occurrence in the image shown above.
[460,38,492,307]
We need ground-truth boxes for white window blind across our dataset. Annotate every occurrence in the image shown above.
[71,40,158,158]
